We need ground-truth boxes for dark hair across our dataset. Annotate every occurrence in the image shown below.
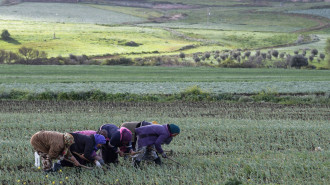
[97,129,108,138]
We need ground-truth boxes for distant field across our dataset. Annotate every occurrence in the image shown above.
[290,8,330,19]
[88,4,164,19]
[140,6,319,32]
[0,1,329,59]
[1,65,329,83]
[0,3,144,24]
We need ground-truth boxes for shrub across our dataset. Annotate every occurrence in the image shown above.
[0,50,8,64]
[232,52,239,59]
[255,50,260,56]
[18,47,47,62]
[180,85,210,101]
[272,50,279,58]
[273,60,288,68]
[179,52,185,59]
[1,29,11,41]
[179,45,195,50]
[266,54,272,60]
[194,56,200,63]
[204,52,210,59]
[290,54,308,68]
[244,51,251,58]
[125,41,140,47]
[220,54,227,61]
[309,55,314,62]
[311,48,318,56]
[219,58,240,68]
[105,57,133,65]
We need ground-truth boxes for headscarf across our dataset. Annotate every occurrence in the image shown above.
[169,124,180,135]
[120,127,132,143]
[94,134,106,151]
[62,133,75,156]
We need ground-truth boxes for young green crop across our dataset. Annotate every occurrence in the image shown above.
[0,101,329,184]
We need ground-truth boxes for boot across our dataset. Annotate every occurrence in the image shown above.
[154,157,162,165]
[133,160,141,168]
[52,161,62,172]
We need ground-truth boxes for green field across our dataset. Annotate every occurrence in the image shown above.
[0,101,329,184]
[0,2,329,59]
[1,65,329,83]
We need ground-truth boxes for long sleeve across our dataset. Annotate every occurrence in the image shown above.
[154,134,168,154]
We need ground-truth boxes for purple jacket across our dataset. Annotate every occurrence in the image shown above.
[135,124,173,154]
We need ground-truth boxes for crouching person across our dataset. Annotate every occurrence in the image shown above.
[74,130,108,166]
[133,124,180,167]
[120,121,154,150]
[99,124,134,164]
[60,133,106,168]
[30,131,80,172]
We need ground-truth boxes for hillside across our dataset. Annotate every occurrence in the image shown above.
[0,0,329,68]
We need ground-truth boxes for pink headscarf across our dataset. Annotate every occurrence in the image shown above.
[120,127,132,143]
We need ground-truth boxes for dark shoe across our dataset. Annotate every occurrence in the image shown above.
[133,160,141,168]
[52,162,61,172]
[154,157,162,165]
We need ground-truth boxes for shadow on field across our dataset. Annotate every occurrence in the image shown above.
[4,38,21,45]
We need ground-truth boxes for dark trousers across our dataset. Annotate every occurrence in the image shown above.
[101,145,118,164]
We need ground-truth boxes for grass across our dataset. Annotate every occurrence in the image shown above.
[176,29,298,49]
[0,101,329,184]
[0,65,329,83]
[140,6,320,32]
[0,20,193,57]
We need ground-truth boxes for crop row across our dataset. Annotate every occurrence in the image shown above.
[1,81,329,94]
[0,101,328,184]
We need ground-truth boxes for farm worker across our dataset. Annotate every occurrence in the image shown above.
[120,121,157,150]
[74,130,108,165]
[60,133,106,168]
[30,131,80,172]
[98,124,135,163]
[133,124,180,167]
